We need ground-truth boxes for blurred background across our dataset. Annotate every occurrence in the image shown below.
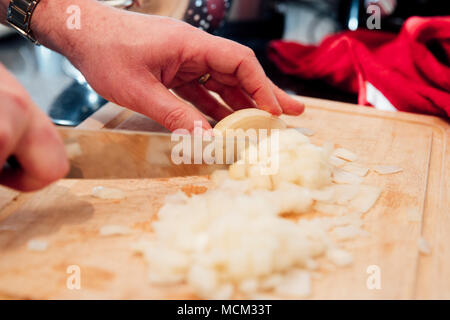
[0,0,446,125]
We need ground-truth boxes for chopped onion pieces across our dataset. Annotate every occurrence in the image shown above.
[332,225,369,240]
[310,187,335,202]
[327,249,353,266]
[342,163,369,177]
[418,237,431,255]
[65,142,83,158]
[133,129,388,299]
[99,225,131,236]
[27,239,48,252]
[332,168,363,185]
[92,186,126,200]
[333,148,358,162]
[331,184,360,205]
[329,156,347,167]
[295,127,315,137]
[373,165,403,175]
[349,185,382,213]
[314,202,348,216]
[274,270,311,298]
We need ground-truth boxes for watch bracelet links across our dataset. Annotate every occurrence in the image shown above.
[7,0,41,44]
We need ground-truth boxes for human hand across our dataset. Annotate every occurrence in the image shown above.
[0,64,68,191]
[33,0,305,132]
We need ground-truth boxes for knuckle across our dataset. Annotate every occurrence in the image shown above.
[243,46,256,59]
[162,108,188,131]
[9,92,30,114]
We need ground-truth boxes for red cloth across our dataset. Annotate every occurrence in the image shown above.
[268,17,450,118]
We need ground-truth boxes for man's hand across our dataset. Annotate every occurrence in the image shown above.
[32,0,305,132]
[0,64,69,191]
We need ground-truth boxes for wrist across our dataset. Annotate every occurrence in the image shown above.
[31,0,105,59]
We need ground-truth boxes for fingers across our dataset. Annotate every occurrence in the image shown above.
[173,82,232,121]
[131,76,212,132]
[270,81,305,116]
[205,39,282,115]
[204,38,305,116]
[0,100,69,192]
[11,109,69,191]
[204,79,256,111]
[0,97,30,166]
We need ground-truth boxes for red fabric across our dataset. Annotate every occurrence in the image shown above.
[268,17,450,118]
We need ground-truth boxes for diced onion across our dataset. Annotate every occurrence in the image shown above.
[310,187,335,202]
[349,185,382,213]
[332,168,363,185]
[333,148,358,162]
[274,270,311,298]
[295,127,315,137]
[373,165,403,175]
[99,225,131,236]
[331,184,360,205]
[133,128,386,299]
[65,142,83,158]
[314,202,348,216]
[27,239,48,251]
[342,163,369,177]
[418,237,431,255]
[327,249,353,266]
[329,156,347,167]
[91,186,126,200]
[332,225,369,240]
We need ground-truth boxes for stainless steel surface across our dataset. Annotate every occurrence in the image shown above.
[0,35,106,126]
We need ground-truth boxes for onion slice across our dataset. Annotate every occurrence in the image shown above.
[373,165,403,175]
[27,239,48,251]
[329,156,347,167]
[342,163,369,177]
[295,127,315,137]
[99,225,131,236]
[327,249,353,266]
[332,168,363,185]
[349,185,382,213]
[418,237,431,255]
[92,186,126,200]
[274,270,311,298]
[333,148,358,162]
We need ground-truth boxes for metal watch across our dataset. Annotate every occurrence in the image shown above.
[6,0,41,44]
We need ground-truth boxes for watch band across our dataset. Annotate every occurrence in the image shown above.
[6,0,41,45]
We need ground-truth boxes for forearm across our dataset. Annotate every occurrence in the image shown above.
[0,0,109,61]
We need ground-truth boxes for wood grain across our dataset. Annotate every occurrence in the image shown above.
[0,97,448,299]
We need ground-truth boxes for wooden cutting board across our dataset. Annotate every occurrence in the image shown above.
[0,97,448,299]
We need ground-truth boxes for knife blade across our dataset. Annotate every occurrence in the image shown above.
[4,128,229,179]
